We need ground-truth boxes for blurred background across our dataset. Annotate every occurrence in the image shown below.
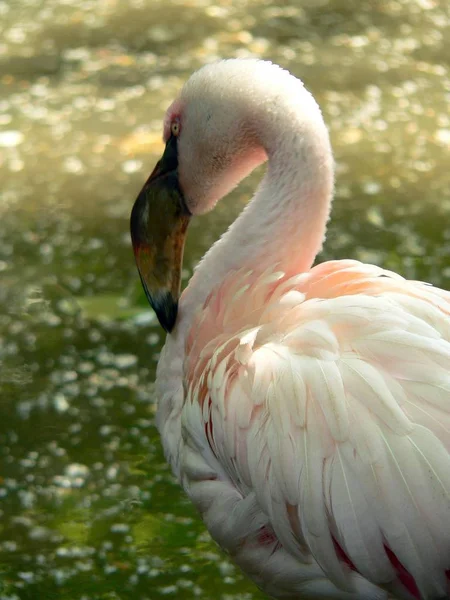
[0,0,449,599]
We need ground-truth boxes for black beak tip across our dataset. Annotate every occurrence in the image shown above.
[146,289,178,333]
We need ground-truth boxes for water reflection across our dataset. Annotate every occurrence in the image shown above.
[0,0,449,598]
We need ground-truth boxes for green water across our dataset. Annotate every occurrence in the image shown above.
[0,0,449,598]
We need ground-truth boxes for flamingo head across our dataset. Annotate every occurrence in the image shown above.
[130,60,269,332]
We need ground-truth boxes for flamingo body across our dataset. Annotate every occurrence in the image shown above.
[158,259,450,599]
[131,59,450,599]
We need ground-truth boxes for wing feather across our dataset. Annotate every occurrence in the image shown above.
[181,261,450,598]
[299,394,350,590]
[340,358,412,434]
[326,445,394,582]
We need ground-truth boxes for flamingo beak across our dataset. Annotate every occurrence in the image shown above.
[130,135,190,333]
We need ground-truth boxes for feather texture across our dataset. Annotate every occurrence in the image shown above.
[173,261,450,599]
[151,60,450,600]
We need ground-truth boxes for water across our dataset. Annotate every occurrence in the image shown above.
[0,0,449,598]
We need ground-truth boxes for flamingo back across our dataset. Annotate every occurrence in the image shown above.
[178,260,450,599]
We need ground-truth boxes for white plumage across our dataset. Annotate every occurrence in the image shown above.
[139,60,450,599]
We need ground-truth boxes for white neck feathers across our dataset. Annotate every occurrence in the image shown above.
[172,61,334,335]
[178,61,334,332]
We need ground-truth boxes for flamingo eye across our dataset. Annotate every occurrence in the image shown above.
[171,120,181,137]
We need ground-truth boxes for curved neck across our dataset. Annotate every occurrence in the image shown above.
[177,89,334,335]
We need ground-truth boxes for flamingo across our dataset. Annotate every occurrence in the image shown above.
[130,59,450,600]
